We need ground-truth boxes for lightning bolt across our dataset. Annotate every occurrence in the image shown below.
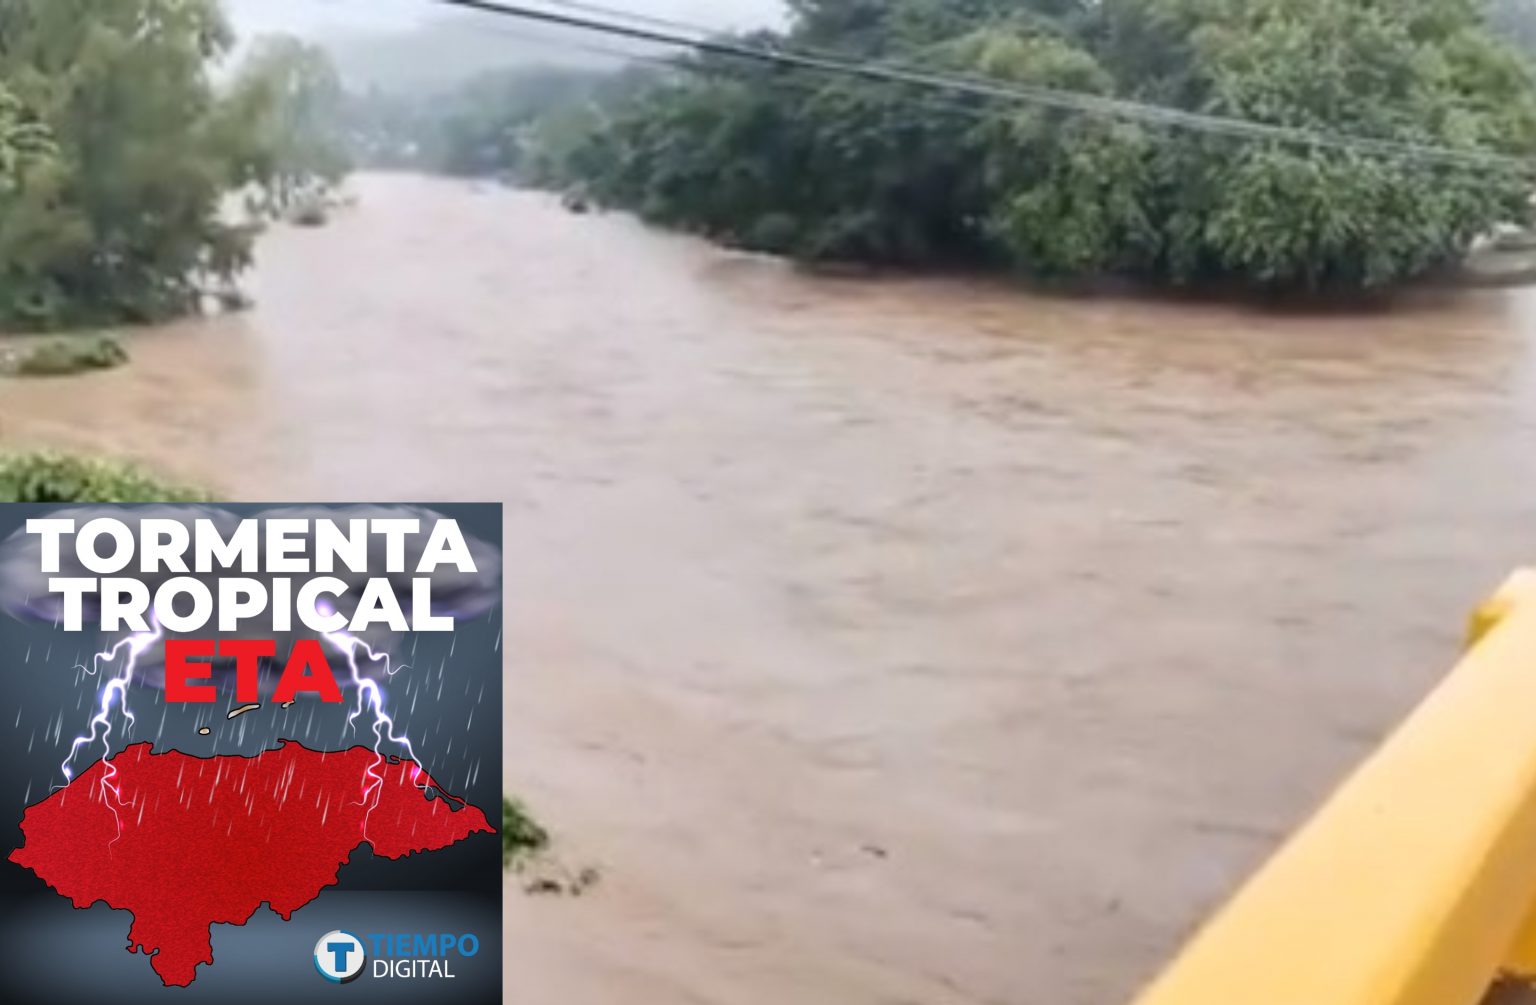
[318,624,421,838]
[58,607,428,846]
[61,617,163,846]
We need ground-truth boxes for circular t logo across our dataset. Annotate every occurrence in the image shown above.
[313,930,366,983]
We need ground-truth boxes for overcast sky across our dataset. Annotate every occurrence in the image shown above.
[219,0,791,85]
[222,0,787,35]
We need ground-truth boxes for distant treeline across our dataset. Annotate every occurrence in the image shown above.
[340,66,615,182]
[404,0,1536,295]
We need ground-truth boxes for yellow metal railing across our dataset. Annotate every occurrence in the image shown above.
[1130,570,1536,1005]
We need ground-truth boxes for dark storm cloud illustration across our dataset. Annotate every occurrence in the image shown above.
[0,504,501,686]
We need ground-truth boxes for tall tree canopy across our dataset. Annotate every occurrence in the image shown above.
[0,0,348,329]
[0,85,51,189]
[544,0,1536,293]
[0,0,246,326]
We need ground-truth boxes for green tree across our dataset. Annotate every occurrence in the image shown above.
[787,0,1082,54]
[0,85,52,190]
[1074,0,1536,288]
[0,85,61,321]
[554,0,1536,294]
[0,0,257,327]
[224,34,352,215]
[956,27,1157,277]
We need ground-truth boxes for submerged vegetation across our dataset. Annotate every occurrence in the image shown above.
[503,794,595,895]
[503,795,551,868]
[403,0,1536,296]
[2,334,128,376]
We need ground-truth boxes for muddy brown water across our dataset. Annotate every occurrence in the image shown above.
[5,173,1536,1004]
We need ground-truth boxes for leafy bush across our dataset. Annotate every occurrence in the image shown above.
[744,212,804,255]
[6,335,128,377]
[0,453,207,503]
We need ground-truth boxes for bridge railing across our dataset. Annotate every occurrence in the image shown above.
[1130,570,1536,1005]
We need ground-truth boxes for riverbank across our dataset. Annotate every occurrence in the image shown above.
[5,173,1536,1004]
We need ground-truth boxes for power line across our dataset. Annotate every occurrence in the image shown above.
[405,0,1101,137]
[415,3,1048,132]
[311,0,995,130]
[435,0,1535,173]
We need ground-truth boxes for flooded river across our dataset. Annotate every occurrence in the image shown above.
[5,173,1536,1004]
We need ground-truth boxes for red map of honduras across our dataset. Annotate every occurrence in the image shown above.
[8,740,493,987]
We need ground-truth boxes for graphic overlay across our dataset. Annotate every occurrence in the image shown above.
[0,505,502,1005]
[314,930,367,983]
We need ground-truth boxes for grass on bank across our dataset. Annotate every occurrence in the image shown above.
[0,452,207,503]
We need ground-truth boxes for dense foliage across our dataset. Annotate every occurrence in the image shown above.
[0,0,246,327]
[0,2,348,330]
[533,0,1536,293]
[0,85,50,191]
